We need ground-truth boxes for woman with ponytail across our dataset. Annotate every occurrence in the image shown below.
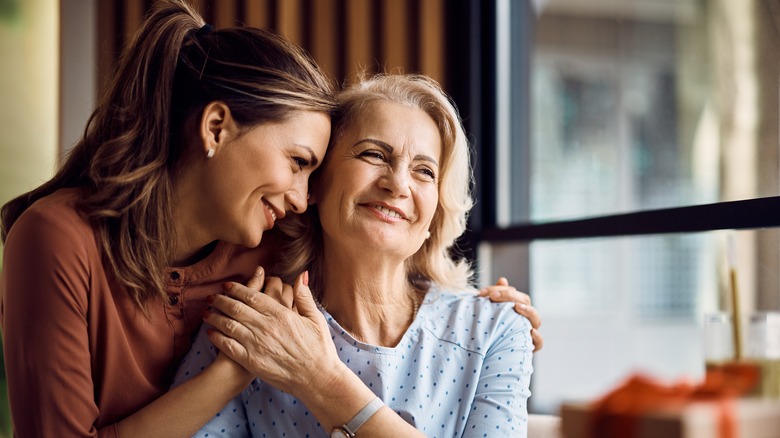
[1,1,542,436]
[0,1,335,435]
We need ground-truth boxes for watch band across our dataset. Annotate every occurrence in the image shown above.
[339,397,384,437]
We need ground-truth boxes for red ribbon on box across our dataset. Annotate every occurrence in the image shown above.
[588,363,760,438]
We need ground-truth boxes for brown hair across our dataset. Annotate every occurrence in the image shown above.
[275,74,474,296]
[0,0,336,309]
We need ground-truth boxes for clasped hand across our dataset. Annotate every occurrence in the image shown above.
[203,267,342,396]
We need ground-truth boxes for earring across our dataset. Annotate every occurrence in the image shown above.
[206,148,215,159]
[425,231,431,239]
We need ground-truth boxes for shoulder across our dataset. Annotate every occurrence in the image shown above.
[6,188,94,244]
[3,188,98,284]
[423,285,529,327]
[1,189,99,322]
[419,285,532,354]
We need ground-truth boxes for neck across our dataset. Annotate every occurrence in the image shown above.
[171,239,219,267]
[319,244,419,347]
[170,178,216,266]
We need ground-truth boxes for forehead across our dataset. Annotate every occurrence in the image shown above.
[262,110,331,157]
[338,101,441,154]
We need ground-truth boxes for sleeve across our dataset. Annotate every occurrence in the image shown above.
[0,207,114,437]
[461,309,534,438]
[170,324,220,388]
[172,325,250,438]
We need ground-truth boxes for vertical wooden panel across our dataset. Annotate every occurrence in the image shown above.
[97,0,450,96]
[310,0,339,82]
[214,0,237,28]
[190,0,210,23]
[382,0,409,73]
[277,0,302,45]
[96,0,118,93]
[419,0,445,87]
[123,0,145,44]
[345,0,374,82]
[244,0,270,28]
[189,0,205,13]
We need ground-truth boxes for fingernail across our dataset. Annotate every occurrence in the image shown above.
[519,303,527,311]
[206,328,214,336]
[222,282,233,291]
[490,291,500,299]
[202,309,211,319]
[303,270,309,286]
[207,295,215,304]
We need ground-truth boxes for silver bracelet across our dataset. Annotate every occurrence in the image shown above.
[330,397,384,438]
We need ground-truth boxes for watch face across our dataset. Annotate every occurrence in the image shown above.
[330,429,349,438]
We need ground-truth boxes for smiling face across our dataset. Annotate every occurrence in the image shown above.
[314,101,442,259]
[195,109,331,249]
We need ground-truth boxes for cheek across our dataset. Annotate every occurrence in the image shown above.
[420,191,439,223]
[261,161,296,192]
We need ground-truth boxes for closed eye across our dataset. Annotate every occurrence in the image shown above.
[293,157,310,171]
[359,150,386,161]
[417,166,437,181]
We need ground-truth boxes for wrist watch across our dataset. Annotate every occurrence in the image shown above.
[331,397,384,438]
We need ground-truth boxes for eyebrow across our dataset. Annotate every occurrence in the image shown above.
[355,138,439,166]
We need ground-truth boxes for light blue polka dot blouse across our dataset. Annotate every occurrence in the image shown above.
[172,286,533,437]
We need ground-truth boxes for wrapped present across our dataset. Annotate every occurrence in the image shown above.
[560,363,780,438]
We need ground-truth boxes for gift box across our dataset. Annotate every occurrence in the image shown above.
[560,364,780,438]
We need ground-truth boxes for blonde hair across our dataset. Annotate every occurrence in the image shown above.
[276,74,474,295]
[1,0,336,310]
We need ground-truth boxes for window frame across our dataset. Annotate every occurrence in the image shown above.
[446,0,780,254]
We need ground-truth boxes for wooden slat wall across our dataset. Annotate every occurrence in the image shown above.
[96,0,446,92]
[344,0,374,79]
[243,0,270,29]
[382,0,411,73]
[419,0,444,85]
[309,0,340,81]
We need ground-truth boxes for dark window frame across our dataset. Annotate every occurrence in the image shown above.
[446,0,780,254]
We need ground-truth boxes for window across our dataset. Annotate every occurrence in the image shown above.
[448,0,780,414]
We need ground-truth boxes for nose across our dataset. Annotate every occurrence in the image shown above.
[378,165,411,197]
[285,179,309,214]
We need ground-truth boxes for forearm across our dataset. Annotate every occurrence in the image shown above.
[295,363,426,437]
[208,277,425,435]
[115,358,252,438]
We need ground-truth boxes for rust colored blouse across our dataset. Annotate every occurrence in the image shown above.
[0,189,270,437]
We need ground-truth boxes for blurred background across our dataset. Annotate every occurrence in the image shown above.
[1,0,779,434]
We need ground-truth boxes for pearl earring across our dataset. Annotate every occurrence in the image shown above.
[206,148,215,159]
[425,231,431,239]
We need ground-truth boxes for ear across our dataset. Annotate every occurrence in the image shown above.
[199,101,236,158]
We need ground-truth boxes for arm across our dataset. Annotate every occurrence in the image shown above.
[461,310,534,437]
[1,209,254,437]
[2,206,101,436]
[205,272,426,437]
[115,357,252,437]
[162,325,251,438]
[112,268,268,437]
[479,277,544,351]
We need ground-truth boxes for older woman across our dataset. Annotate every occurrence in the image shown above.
[175,74,533,437]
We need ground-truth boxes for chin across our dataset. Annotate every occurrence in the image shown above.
[239,230,265,249]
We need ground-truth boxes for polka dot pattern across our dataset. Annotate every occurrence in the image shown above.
[172,287,533,437]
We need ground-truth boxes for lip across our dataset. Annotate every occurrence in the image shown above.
[361,201,409,222]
